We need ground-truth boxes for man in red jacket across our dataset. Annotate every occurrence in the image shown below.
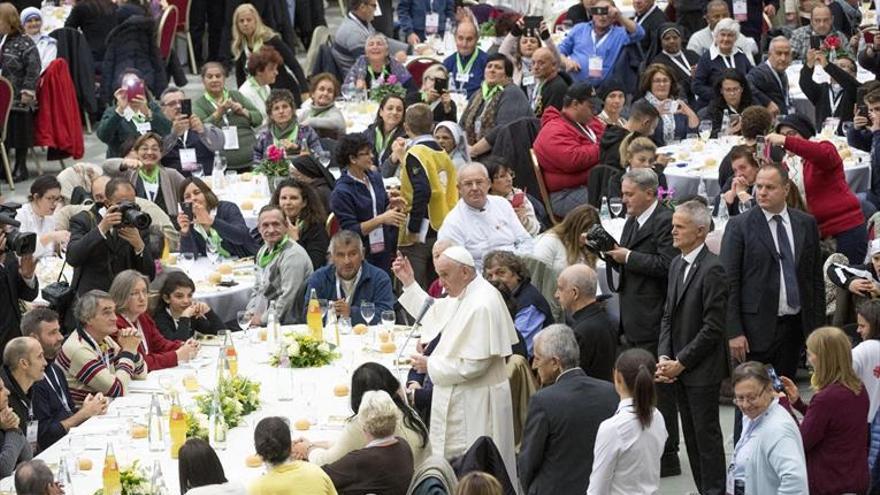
[533,83,606,217]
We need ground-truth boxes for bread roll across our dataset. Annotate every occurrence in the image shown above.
[294,418,311,430]
[380,342,396,354]
[334,384,349,397]
[78,458,93,471]
[353,324,368,335]
[245,454,262,467]
[130,425,148,439]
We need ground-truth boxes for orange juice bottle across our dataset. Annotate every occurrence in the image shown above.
[306,288,323,341]
[102,443,122,495]
[169,393,186,459]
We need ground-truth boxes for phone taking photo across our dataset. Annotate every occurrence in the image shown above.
[180,202,193,221]
[767,366,784,393]
[810,35,823,50]
[124,75,144,102]
[756,135,766,159]
[180,98,192,117]
[434,77,448,93]
[524,15,542,31]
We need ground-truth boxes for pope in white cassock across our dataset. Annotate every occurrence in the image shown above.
[392,245,520,485]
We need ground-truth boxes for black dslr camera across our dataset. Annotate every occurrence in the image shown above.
[0,203,36,256]
[583,223,618,261]
[115,200,152,230]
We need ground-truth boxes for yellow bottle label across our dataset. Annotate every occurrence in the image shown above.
[170,406,187,459]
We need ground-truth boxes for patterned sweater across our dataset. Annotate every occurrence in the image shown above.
[56,329,147,407]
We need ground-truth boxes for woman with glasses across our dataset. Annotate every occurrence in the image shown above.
[483,156,540,235]
[728,361,808,494]
[701,69,752,138]
[778,327,869,495]
[636,64,699,146]
[14,175,68,259]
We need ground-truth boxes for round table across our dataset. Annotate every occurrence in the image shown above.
[162,257,257,324]
[7,324,417,495]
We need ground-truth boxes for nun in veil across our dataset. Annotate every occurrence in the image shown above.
[644,23,700,105]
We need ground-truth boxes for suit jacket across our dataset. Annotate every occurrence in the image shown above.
[569,303,617,382]
[614,203,678,344]
[799,62,859,131]
[658,247,729,386]
[691,50,752,108]
[517,368,618,495]
[747,62,790,115]
[0,255,38,349]
[720,207,824,353]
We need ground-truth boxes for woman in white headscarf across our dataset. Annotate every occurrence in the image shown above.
[433,121,469,169]
[20,7,56,74]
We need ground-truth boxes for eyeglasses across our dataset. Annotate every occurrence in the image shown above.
[733,385,768,406]
[459,179,488,189]
[722,86,743,94]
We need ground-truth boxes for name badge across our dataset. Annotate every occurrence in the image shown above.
[369,227,385,254]
[588,56,603,79]
[26,420,38,446]
[455,72,471,84]
[135,121,152,134]
[425,13,440,34]
[222,126,239,150]
[180,148,198,170]
[522,75,536,87]
[733,0,748,21]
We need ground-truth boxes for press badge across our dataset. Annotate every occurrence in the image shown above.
[135,121,152,134]
[180,149,198,170]
[425,13,440,34]
[223,126,239,150]
[733,0,748,21]
[26,420,37,445]
[522,74,536,87]
[588,56,603,79]
[455,72,471,84]
[369,228,385,254]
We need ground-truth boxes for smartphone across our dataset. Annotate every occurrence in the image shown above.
[859,104,870,116]
[730,114,741,128]
[524,15,542,31]
[434,77,448,93]
[180,98,192,117]
[590,6,609,15]
[124,75,144,102]
[767,366,784,393]
[511,190,526,208]
[866,30,876,45]
[810,35,823,50]
[180,202,193,221]
[756,135,765,159]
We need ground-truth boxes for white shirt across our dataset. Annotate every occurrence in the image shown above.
[708,43,745,68]
[687,27,757,65]
[14,202,58,260]
[680,243,705,281]
[635,200,659,229]
[762,207,799,316]
[437,195,534,272]
[237,80,268,128]
[853,339,880,422]
[588,398,667,495]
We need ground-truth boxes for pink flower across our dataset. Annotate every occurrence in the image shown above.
[824,35,841,50]
[387,74,398,85]
[267,145,284,162]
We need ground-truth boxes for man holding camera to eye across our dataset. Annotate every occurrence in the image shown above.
[0,205,39,351]
[65,178,155,329]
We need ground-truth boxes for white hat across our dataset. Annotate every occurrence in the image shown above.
[441,246,475,268]
[870,238,880,258]
[20,7,41,25]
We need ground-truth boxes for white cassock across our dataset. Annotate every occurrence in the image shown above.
[400,275,520,485]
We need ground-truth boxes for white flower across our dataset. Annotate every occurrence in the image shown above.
[287,341,301,357]
[317,343,330,353]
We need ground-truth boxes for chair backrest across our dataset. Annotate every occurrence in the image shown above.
[406,57,439,89]
[325,212,340,237]
[554,11,568,28]
[167,0,190,32]
[157,5,179,62]
[530,149,558,225]
[0,77,14,142]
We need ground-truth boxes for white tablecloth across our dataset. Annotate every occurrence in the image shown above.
[9,325,417,495]
[162,257,256,324]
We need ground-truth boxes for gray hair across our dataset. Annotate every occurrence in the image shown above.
[713,18,740,38]
[160,86,185,100]
[366,33,389,49]
[330,230,365,256]
[74,290,114,325]
[358,390,398,438]
[14,460,54,495]
[768,36,790,51]
[457,162,490,182]
[3,337,35,370]
[108,269,150,314]
[535,324,580,370]
[559,264,598,299]
[454,20,478,37]
[621,168,659,195]
[706,0,728,11]
[675,200,712,230]
[20,307,58,337]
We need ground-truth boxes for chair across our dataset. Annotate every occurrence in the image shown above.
[406,57,439,89]
[306,25,331,82]
[167,0,198,74]
[325,212,340,237]
[530,149,559,225]
[0,77,14,190]
[553,11,568,29]
[156,5,180,65]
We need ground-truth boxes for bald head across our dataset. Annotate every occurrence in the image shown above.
[811,4,833,35]
[533,47,558,80]
[555,264,598,311]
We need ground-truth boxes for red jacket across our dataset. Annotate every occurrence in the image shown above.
[784,136,863,237]
[34,59,84,159]
[533,106,605,193]
[115,313,182,371]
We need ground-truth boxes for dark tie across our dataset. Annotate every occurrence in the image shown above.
[623,217,638,247]
[773,215,800,310]
[676,258,689,299]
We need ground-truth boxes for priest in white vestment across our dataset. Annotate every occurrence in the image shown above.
[393,246,520,485]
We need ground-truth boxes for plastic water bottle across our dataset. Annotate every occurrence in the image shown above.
[697,178,709,201]
[716,200,729,225]
[599,196,611,222]
[266,301,278,344]
[147,393,164,452]
[721,110,730,135]
[212,151,227,189]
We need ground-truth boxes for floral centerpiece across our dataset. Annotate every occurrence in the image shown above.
[369,74,407,103]
[185,409,209,441]
[194,375,261,428]
[253,144,290,193]
[820,35,850,61]
[658,185,677,210]
[269,331,339,368]
[93,461,150,495]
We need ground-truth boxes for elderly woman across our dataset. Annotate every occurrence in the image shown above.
[271,178,329,270]
[249,417,336,495]
[321,390,416,495]
[636,64,699,146]
[701,69,753,138]
[19,7,56,73]
[297,73,346,139]
[177,177,258,258]
[459,53,533,145]
[692,18,753,108]
[238,45,283,127]
[343,33,416,96]
[483,156,540,235]
[96,69,172,159]
[646,23,699,105]
[433,121,469,170]
[498,17,557,87]
[14,175,68,259]
[405,63,457,123]
[152,271,224,341]
[253,89,323,162]
[766,114,866,263]
[193,62,262,170]
[294,363,430,467]
[364,94,407,177]
[533,205,599,273]
[598,83,627,128]
[109,269,199,372]
[56,163,104,204]
[780,327,869,495]
[331,133,405,271]
[719,145,758,216]
[728,362,808,494]
[230,3,306,107]
[102,132,185,217]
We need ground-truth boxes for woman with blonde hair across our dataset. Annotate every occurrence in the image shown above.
[605,136,667,209]
[780,326,869,495]
[405,63,457,122]
[533,205,599,273]
[230,3,306,107]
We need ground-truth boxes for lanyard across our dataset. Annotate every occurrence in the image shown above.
[829,86,843,115]
[591,28,610,50]
[575,120,597,142]
[44,366,71,414]
[335,269,362,303]
[768,62,789,107]
[375,127,394,157]
[17,397,33,421]
[348,12,372,37]
[665,51,692,75]
[205,90,230,126]
[636,4,658,24]
[530,80,544,108]
[81,331,110,369]
[179,129,189,149]
[272,123,299,146]
[456,50,479,76]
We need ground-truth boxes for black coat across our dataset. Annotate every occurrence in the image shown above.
[0,365,32,437]
[568,303,617,382]
[634,6,668,53]
[152,306,224,340]
[720,206,825,354]
[486,116,542,194]
[50,28,98,114]
[0,254,38,350]
[799,62,859,130]
[652,50,700,104]
[517,368,618,494]
[233,35,306,107]
[100,13,167,104]
[612,204,678,344]
[63,1,117,63]
[691,50,752,108]
[658,247,729,387]
[747,62,791,115]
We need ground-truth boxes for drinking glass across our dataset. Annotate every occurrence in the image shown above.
[381,310,395,331]
[206,243,219,265]
[191,163,204,178]
[360,302,376,325]
[698,120,713,141]
[317,150,331,168]
[608,197,623,218]
[237,310,254,331]
[342,82,356,102]
[180,252,195,271]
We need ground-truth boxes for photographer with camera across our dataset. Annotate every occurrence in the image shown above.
[65,178,155,330]
[0,206,38,350]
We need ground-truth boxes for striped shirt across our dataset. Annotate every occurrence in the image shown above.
[56,329,147,407]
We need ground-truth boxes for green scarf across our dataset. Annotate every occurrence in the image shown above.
[367,65,389,84]
[194,224,231,258]
[272,121,299,147]
[374,126,395,157]
[204,89,229,109]
[138,166,160,184]
[481,82,502,101]
[248,76,269,101]
[257,235,289,268]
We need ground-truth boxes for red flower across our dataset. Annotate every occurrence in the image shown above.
[266,144,284,162]
[489,9,500,20]
[823,35,841,50]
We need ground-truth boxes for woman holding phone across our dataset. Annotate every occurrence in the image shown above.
[635,64,699,146]
[177,176,259,258]
[701,69,753,138]
[97,69,172,158]
[484,156,540,235]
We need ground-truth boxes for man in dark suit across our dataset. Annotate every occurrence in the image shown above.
[0,227,38,351]
[65,178,155,328]
[720,163,823,439]
[633,0,668,53]
[747,37,792,117]
[555,264,616,382]
[518,324,618,495]
[657,200,728,495]
[604,167,680,475]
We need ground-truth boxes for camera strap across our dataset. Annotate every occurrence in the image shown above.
[605,258,619,293]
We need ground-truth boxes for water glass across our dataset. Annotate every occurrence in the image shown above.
[608,197,623,218]
[342,83,356,102]
[360,302,376,325]
[206,243,220,265]
[338,316,352,336]
[225,170,239,187]
[237,310,254,331]
[381,310,395,332]
[180,252,195,271]
[317,150,331,168]
[698,120,713,141]
[191,163,204,178]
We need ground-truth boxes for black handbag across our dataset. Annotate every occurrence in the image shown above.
[42,260,75,319]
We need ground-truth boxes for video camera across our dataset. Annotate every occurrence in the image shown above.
[0,203,36,256]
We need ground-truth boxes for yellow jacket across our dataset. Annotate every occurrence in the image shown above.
[398,143,458,246]
[248,461,337,495]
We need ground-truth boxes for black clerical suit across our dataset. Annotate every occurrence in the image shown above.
[658,245,728,495]
[0,253,38,351]
[568,302,617,382]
